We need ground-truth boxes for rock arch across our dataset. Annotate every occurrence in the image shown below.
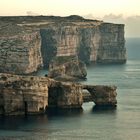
[83,85,117,106]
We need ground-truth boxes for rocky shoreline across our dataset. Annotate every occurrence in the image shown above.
[0,73,117,115]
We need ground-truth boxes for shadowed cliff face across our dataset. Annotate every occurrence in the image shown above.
[40,28,57,68]
[78,28,92,64]
[40,25,79,67]
[97,23,126,63]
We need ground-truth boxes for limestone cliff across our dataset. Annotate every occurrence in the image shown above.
[0,16,126,74]
[0,73,117,115]
[48,56,87,80]
[0,73,83,115]
[95,23,126,63]
[0,73,50,115]
[40,20,126,66]
[0,23,43,74]
[48,82,83,108]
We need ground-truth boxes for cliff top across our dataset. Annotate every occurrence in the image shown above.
[0,15,124,37]
[0,15,101,23]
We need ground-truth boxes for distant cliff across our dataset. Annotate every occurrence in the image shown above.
[0,15,126,74]
[41,21,126,66]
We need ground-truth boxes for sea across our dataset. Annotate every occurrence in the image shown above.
[0,38,140,140]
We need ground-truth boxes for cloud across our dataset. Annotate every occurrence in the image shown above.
[103,14,124,19]
[26,11,39,16]
[103,14,140,37]
[84,13,140,37]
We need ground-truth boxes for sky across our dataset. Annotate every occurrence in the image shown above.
[0,0,140,17]
[0,0,140,37]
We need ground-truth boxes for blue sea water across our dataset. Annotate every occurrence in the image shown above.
[0,38,140,140]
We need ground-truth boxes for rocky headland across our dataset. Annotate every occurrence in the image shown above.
[48,56,87,81]
[0,15,126,74]
[0,73,117,115]
[0,15,123,115]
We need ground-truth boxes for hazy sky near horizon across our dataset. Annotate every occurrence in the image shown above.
[0,0,140,17]
[1,0,140,37]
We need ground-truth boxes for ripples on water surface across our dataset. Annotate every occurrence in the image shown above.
[0,38,140,140]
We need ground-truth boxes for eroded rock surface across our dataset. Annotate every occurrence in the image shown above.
[0,73,50,115]
[84,85,117,106]
[0,24,43,74]
[48,56,87,81]
[0,73,83,115]
[40,20,126,66]
[48,82,83,108]
[0,73,117,115]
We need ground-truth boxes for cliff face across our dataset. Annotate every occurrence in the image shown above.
[0,73,49,115]
[41,22,126,66]
[40,25,80,67]
[48,56,87,80]
[48,82,83,108]
[0,29,43,74]
[0,73,83,115]
[0,73,117,115]
[96,23,126,63]
[0,16,126,74]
